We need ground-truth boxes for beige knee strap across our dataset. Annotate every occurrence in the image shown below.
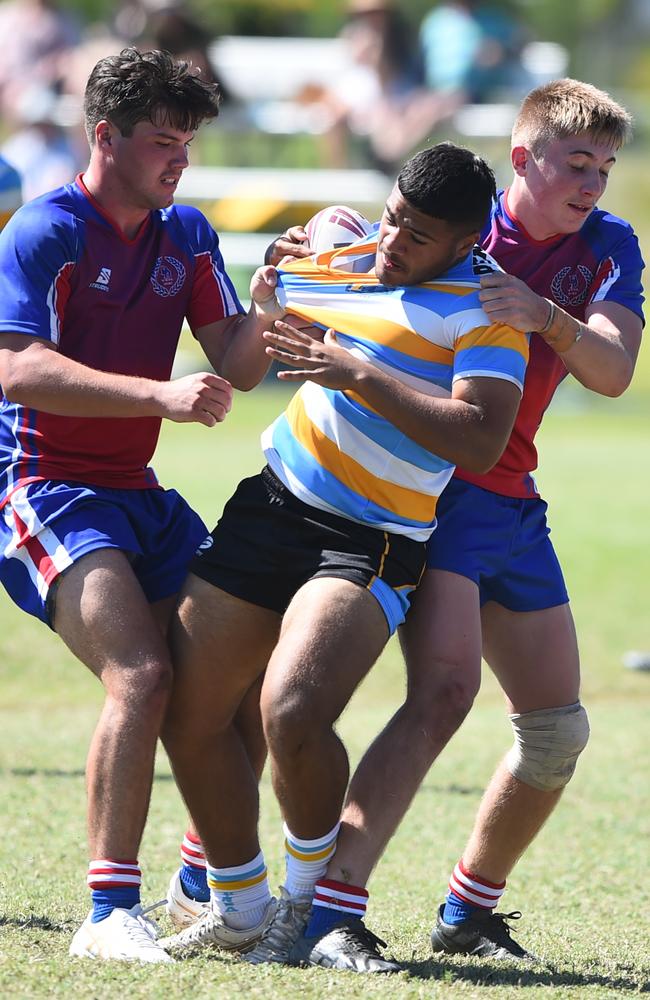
[506,701,590,791]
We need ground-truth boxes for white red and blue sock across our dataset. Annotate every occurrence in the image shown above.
[88,858,141,923]
[179,829,209,903]
[207,850,272,930]
[283,822,339,900]
[304,878,369,938]
[442,858,506,925]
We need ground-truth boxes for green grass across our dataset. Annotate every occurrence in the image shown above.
[1,386,649,998]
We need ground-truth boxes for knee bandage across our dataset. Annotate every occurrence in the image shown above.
[505,701,589,791]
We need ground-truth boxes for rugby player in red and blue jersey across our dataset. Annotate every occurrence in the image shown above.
[0,47,281,963]
[233,78,644,971]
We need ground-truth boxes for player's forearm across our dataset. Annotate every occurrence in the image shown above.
[538,302,638,396]
[217,310,274,391]
[554,324,638,396]
[215,267,284,390]
[1,346,164,417]
[353,368,510,473]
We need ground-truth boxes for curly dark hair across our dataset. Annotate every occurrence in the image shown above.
[398,142,497,234]
[83,47,221,144]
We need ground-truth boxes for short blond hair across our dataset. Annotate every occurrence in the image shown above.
[512,78,633,156]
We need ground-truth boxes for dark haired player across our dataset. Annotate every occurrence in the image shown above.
[159,143,528,969]
[0,48,280,962]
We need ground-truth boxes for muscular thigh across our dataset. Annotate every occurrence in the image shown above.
[262,577,390,725]
[481,601,580,713]
[400,568,482,696]
[52,547,170,681]
[169,571,281,731]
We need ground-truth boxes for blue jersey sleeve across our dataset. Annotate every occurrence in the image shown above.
[0,195,79,343]
[587,214,645,324]
[173,204,244,326]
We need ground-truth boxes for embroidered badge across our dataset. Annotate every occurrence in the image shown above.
[550,264,592,306]
[150,256,186,297]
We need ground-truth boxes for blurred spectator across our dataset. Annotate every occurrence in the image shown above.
[58,28,125,106]
[0,154,21,228]
[304,0,431,171]
[113,0,150,43]
[115,0,232,102]
[1,85,81,201]
[420,0,529,102]
[0,0,81,118]
[301,0,531,172]
[143,1,217,82]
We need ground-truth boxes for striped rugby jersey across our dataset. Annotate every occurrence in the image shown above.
[262,233,529,541]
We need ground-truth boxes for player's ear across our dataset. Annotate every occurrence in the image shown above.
[457,231,479,259]
[511,145,528,175]
[95,120,113,149]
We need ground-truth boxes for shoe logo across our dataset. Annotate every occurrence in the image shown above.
[151,255,186,297]
[90,266,112,291]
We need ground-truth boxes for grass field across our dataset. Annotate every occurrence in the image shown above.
[1,374,649,998]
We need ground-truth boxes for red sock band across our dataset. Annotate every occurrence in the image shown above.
[312,878,368,917]
[181,830,206,869]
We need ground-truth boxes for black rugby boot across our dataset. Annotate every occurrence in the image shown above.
[430,905,534,961]
[290,917,402,974]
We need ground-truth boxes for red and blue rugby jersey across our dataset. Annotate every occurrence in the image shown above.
[457,189,645,497]
[0,175,243,502]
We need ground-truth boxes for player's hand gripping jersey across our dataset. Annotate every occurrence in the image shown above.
[0,177,243,505]
[460,190,645,497]
[262,232,529,541]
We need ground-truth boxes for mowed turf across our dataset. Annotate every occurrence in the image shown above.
[1,383,649,999]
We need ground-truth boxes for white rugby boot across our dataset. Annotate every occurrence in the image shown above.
[159,897,277,956]
[69,904,173,963]
[243,887,312,965]
[165,868,210,930]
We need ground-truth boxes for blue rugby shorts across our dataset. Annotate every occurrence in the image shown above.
[425,477,569,611]
[0,480,207,626]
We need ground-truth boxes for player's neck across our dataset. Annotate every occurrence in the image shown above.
[82,166,150,241]
[506,180,566,243]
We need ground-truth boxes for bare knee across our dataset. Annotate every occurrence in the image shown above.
[262,687,325,760]
[103,657,173,720]
[405,663,479,739]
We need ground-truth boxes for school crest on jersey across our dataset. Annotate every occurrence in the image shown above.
[550,264,593,306]
[150,256,186,297]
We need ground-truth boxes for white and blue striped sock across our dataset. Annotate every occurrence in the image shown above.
[207,850,272,930]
